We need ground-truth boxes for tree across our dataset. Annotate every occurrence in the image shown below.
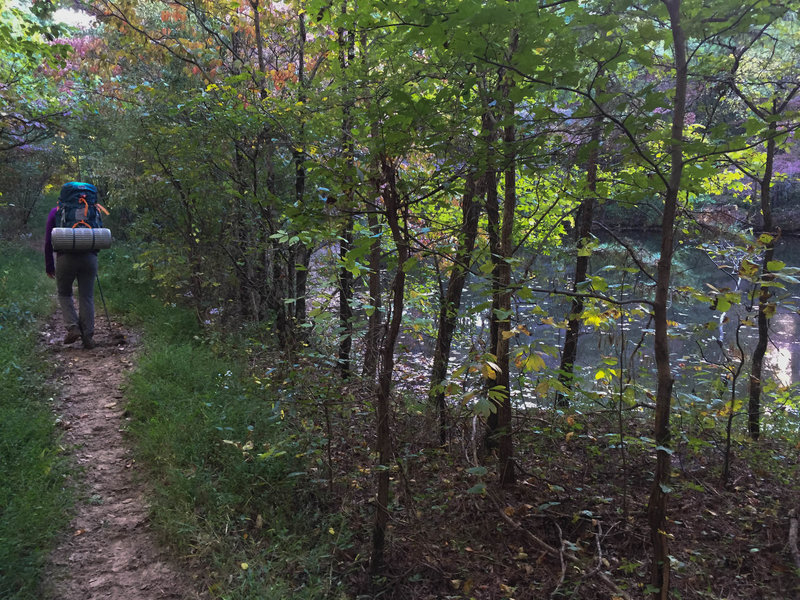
[646,3,687,595]
[720,10,800,440]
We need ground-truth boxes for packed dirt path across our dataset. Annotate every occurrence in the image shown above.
[42,312,204,600]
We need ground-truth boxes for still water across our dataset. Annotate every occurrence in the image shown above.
[455,233,800,399]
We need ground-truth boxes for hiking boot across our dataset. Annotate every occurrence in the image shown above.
[63,328,81,344]
[82,336,96,350]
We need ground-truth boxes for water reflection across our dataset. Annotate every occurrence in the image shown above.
[766,312,800,387]
[456,235,800,394]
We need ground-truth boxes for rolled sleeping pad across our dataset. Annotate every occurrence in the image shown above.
[51,227,112,252]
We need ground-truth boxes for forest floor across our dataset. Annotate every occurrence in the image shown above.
[40,311,204,600]
[324,351,800,600]
[32,303,800,599]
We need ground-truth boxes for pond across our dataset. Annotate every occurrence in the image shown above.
[451,232,800,403]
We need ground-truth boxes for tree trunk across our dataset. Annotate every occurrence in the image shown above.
[429,173,481,445]
[484,30,518,479]
[336,2,356,377]
[292,10,309,334]
[483,111,502,450]
[647,2,686,598]
[362,209,383,380]
[495,98,517,487]
[338,215,354,377]
[370,158,408,574]
[271,240,289,349]
[557,117,601,407]
[748,119,776,441]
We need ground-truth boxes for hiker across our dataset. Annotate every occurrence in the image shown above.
[44,182,104,350]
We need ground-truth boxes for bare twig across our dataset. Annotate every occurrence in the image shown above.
[489,493,633,600]
[550,521,567,599]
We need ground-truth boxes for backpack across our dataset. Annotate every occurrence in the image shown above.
[56,182,109,229]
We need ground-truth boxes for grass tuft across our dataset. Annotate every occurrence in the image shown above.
[0,244,72,600]
[109,245,341,598]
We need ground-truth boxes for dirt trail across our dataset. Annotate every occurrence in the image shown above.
[42,312,203,600]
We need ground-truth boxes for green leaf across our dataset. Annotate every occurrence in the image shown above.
[590,276,608,292]
[466,483,486,495]
[714,298,731,312]
[466,466,488,476]
[767,260,786,272]
[402,256,419,273]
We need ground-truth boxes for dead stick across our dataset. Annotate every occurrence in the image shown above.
[490,493,633,600]
[790,509,800,571]
[550,521,567,599]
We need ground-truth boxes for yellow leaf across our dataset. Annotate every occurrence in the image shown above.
[565,431,574,442]
[241,562,249,570]
[486,360,502,374]
[501,330,515,340]
[463,578,474,594]
[525,354,546,372]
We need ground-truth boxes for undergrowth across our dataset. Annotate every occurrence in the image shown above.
[0,244,72,600]
[101,244,800,599]
[108,245,346,599]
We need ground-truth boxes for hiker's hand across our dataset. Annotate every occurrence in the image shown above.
[47,272,55,279]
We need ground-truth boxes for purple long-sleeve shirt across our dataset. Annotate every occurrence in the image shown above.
[44,206,57,275]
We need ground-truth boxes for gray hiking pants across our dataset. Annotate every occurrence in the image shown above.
[56,252,98,338]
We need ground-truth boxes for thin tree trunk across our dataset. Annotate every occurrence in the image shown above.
[484,29,518,476]
[362,209,383,380]
[370,158,408,574]
[293,9,309,332]
[429,174,481,445]
[748,119,776,440]
[271,241,288,349]
[557,117,601,407]
[338,215,354,377]
[647,2,686,598]
[495,95,517,487]
[483,110,501,450]
[337,0,356,377]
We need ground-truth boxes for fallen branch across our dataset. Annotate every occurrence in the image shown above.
[550,521,567,599]
[790,509,800,571]
[489,493,633,600]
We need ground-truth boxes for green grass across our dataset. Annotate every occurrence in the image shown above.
[103,245,342,598]
[0,244,72,600]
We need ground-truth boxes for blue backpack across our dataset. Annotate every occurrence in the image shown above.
[56,182,109,229]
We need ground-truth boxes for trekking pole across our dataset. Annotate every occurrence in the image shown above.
[95,273,111,327]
